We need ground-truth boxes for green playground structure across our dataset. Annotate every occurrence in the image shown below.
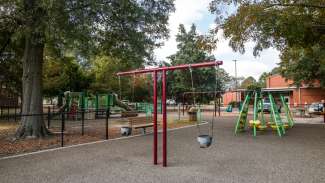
[59,91,159,120]
[62,91,113,111]
[134,101,162,114]
[60,91,114,119]
[234,91,294,137]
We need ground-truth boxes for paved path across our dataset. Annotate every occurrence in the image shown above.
[1,116,325,183]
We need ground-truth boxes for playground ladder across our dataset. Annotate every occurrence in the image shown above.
[280,95,294,127]
[258,94,266,126]
[268,93,285,137]
[235,92,252,134]
[251,91,266,136]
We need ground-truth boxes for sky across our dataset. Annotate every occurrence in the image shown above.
[153,0,280,80]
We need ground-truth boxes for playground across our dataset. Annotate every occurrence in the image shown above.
[2,1,325,182]
[1,116,325,183]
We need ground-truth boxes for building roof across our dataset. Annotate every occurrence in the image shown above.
[262,87,295,92]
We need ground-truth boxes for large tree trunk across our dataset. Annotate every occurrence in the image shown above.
[15,0,51,139]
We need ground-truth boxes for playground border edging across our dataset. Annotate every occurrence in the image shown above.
[0,122,208,161]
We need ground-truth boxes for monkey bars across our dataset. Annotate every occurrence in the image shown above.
[116,60,223,167]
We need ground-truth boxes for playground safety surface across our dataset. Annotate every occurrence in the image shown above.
[1,116,325,183]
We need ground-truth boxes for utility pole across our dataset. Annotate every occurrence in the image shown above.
[233,59,238,102]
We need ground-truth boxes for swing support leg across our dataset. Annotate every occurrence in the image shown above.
[162,70,167,167]
[153,71,158,165]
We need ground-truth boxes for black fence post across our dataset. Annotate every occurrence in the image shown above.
[323,101,325,123]
[81,109,85,136]
[7,106,10,121]
[61,111,65,147]
[218,98,221,117]
[105,109,109,140]
[14,107,17,122]
[47,107,51,128]
[213,100,217,116]
[182,104,184,116]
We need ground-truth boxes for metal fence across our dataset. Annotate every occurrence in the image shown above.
[0,108,110,147]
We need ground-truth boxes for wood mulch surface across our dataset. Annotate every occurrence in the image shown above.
[0,119,195,158]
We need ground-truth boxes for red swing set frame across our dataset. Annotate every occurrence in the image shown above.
[117,60,223,167]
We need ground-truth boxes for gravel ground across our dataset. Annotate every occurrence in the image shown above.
[0,116,325,183]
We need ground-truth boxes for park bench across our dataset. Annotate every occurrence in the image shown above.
[123,116,153,134]
[121,111,138,117]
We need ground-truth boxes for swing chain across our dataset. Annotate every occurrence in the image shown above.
[189,64,202,135]
[210,62,220,137]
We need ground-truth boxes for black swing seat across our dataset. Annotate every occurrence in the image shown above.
[197,135,213,148]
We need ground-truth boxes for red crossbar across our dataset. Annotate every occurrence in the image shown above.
[116,60,223,76]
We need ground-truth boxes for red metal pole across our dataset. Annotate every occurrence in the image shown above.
[153,71,158,165]
[162,70,167,167]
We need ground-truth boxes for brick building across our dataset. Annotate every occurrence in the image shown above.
[263,75,325,107]
[222,89,245,105]
[223,75,325,106]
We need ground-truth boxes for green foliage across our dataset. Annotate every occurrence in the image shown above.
[167,24,230,102]
[0,0,175,93]
[246,83,262,91]
[89,55,127,93]
[270,67,281,75]
[0,55,22,95]
[279,45,325,87]
[43,54,93,97]
[89,54,151,101]
[210,0,325,87]
[258,72,270,87]
[240,76,256,89]
[237,75,262,90]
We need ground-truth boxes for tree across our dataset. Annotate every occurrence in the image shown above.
[89,54,151,102]
[0,53,22,95]
[226,76,245,90]
[43,54,92,98]
[241,76,262,90]
[89,55,125,93]
[258,72,270,88]
[168,24,229,102]
[0,0,175,138]
[209,0,325,87]
[279,45,325,87]
[240,76,256,89]
[270,67,281,75]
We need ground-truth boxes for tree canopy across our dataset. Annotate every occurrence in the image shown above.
[43,54,93,97]
[240,76,256,88]
[210,0,325,87]
[0,0,175,138]
[258,72,270,88]
[167,24,230,103]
